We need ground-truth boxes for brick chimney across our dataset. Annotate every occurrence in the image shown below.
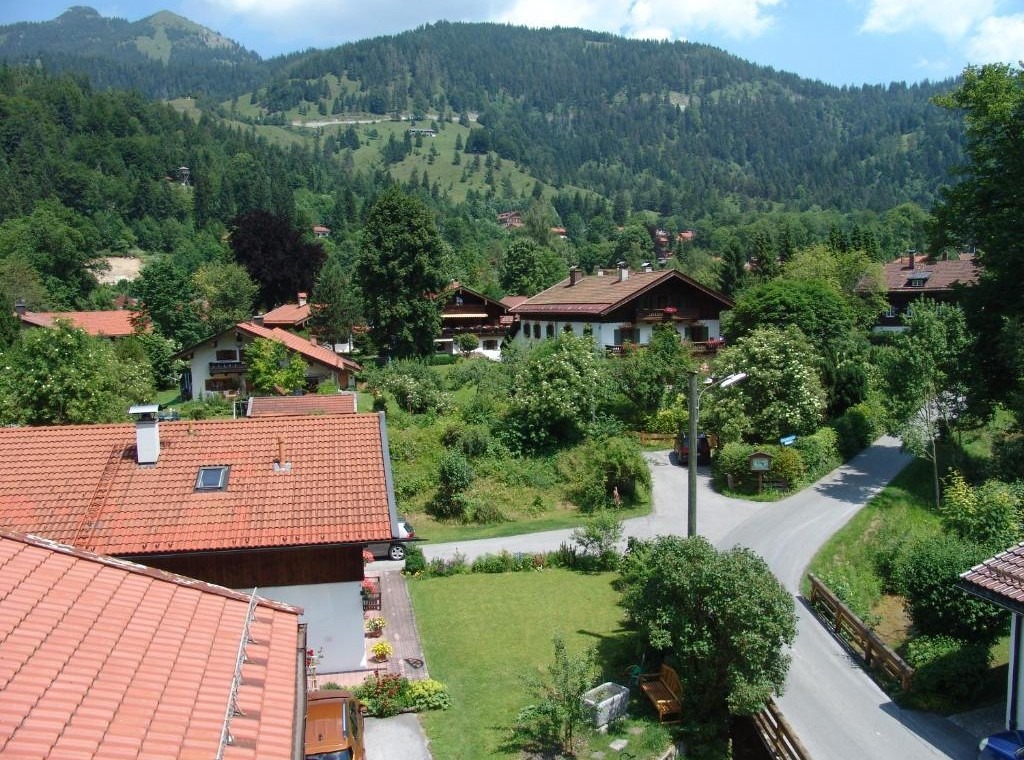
[569,266,580,286]
[129,404,160,465]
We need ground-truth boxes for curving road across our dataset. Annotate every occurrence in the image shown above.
[423,437,984,758]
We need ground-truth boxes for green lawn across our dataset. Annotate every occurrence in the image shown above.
[408,569,671,759]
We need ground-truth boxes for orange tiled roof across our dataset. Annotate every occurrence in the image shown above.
[0,530,301,759]
[960,541,1024,615]
[0,414,394,556]
[19,310,137,337]
[237,322,361,372]
[882,253,979,293]
[247,393,358,417]
[500,295,529,310]
[262,301,312,327]
[512,269,731,316]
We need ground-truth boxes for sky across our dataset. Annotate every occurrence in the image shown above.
[1,0,1022,86]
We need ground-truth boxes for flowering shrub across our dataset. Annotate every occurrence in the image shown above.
[355,672,408,717]
[370,640,394,661]
[406,679,451,711]
[365,616,387,634]
[360,578,378,594]
[362,549,375,565]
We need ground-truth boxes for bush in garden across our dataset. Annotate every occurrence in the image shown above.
[440,421,464,448]
[570,510,624,570]
[890,534,1008,644]
[428,451,474,519]
[470,501,507,524]
[770,445,806,488]
[903,635,992,708]
[455,332,479,354]
[406,679,451,711]
[558,436,650,512]
[355,672,409,717]
[831,402,880,459]
[713,441,756,491]
[793,427,840,477]
[939,471,1022,551]
[460,424,492,458]
[403,543,426,574]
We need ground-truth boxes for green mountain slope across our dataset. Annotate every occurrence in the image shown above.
[0,6,265,99]
[257,22,962,214]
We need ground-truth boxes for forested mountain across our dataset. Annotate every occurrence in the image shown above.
[262,22,963,214]
[0,6,266,99]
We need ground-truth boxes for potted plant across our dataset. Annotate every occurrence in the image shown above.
[370,640,393,663]
[365,616,387,637]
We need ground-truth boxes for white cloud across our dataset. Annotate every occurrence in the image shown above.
[860,0,997,41]
[966,13,1024,63]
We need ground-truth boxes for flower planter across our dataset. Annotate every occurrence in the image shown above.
[582,682,629,728]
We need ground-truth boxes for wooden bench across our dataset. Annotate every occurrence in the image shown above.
[639,664,683,723]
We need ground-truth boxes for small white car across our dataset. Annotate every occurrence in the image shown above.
[366,517,415,561]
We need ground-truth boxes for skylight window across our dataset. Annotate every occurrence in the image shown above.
[196,466,229,491]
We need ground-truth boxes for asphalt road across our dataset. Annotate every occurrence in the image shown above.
[421,438,984,759]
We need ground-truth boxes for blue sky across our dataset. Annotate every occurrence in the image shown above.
[2,0,1022,86]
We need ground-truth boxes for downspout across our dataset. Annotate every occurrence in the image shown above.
[292,623,308,760]
[378,411,400,537]
[1010,615,1023,730]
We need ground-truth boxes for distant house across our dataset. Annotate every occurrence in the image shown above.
[263,291,313,330]
[176,319,361,400]
[14,299,138,339]
[0,529,304,758]
[407,127,437,137]
[247,392,358,416]
[497,210,523,229]
[436,283,514,360]
[312,224,331,238]
[873,252,979,332]
[0,410,400,673]
[511,265,732,353]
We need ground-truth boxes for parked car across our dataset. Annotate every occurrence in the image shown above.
[305,689,365,760]
[675,432,711,466]
[979,730,1024,759]
[366,517,415,561]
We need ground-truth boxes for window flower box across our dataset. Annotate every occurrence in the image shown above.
[582,682,629,728]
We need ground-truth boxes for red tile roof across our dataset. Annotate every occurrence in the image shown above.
[18,310,137,337]
[0,530,301,759]
[500,295,529,310]
[262,302,312,327]
[247,393,358,416]
[960,542,1024,614]
[512,268,732,316]
[882,253,979,294]
[0,414,394,556]
[237,322,361,372]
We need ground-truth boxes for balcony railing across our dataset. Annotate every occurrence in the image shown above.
[209,361,247,374]
[635,307,699,322]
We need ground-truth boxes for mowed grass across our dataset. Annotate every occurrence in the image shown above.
[408,569,641,759]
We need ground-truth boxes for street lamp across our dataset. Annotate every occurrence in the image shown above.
[687,371,747,537]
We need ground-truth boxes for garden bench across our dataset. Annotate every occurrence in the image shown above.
[639,664,683,723]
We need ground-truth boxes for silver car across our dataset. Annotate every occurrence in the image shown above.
[366,517,415,561]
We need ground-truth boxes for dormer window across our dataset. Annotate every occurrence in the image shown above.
[196,466,230,491]
[906,271,932,288]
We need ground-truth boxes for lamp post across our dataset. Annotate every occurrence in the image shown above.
[687,371,747,537]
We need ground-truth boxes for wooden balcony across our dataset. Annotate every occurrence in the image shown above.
[635,307,699,322]
[208,360,247,374]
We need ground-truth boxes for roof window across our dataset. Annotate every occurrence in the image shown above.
[196,466,230,491]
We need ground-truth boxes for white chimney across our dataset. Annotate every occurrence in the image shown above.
[642,262,652,273]
[619,266,629,282]
[298,292,308,307]
[129,404,161,465]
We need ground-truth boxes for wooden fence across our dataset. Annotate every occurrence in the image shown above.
[806,573,914,691]
[752,698,812,760]
[635,432,676,445]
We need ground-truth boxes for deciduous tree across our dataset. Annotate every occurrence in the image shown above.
[0,322,153,425]
[230,210,325,309]
[618,536,796,737]
[245,338,307,394]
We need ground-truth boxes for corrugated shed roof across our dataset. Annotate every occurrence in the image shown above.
[247,393,358,417]
[0,530,301,759]
[0,414,393,556]
[19,310,137,337]
[960,542,1024,614]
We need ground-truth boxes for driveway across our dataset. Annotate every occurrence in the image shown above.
[422,438,985,759]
